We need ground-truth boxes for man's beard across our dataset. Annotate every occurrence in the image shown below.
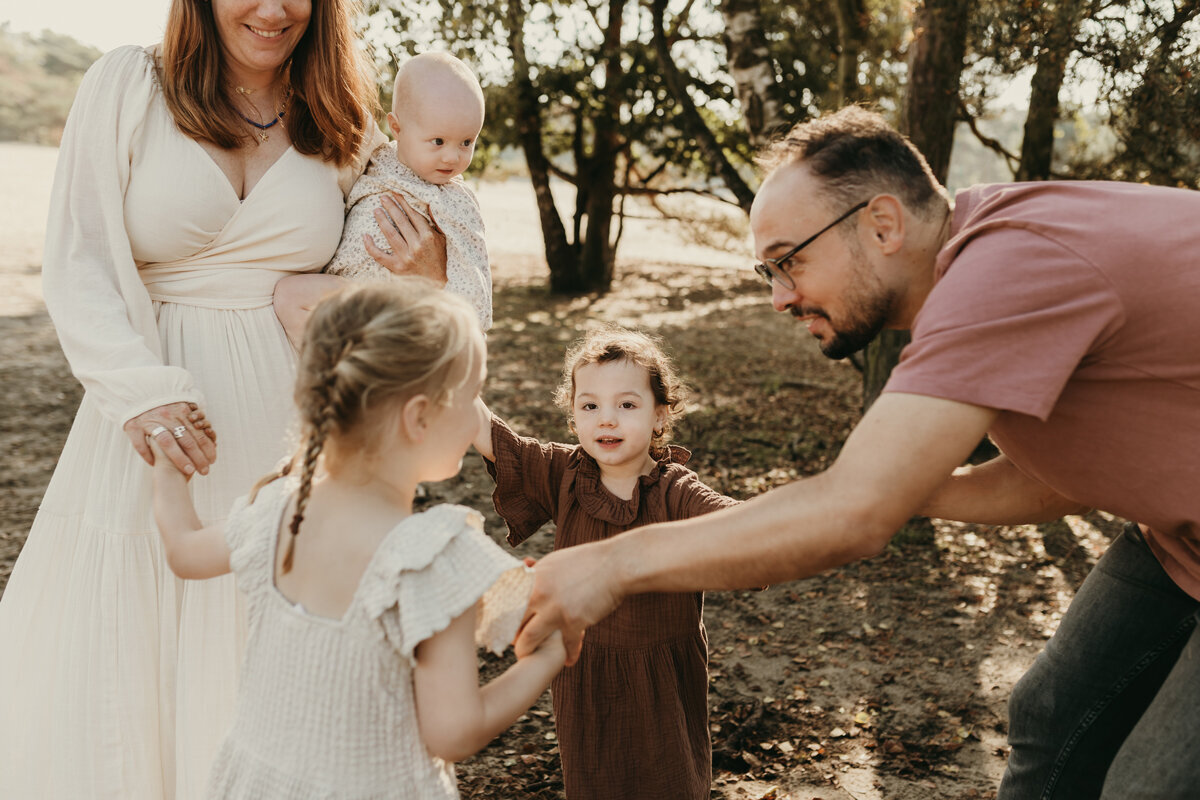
[810,250,895,360]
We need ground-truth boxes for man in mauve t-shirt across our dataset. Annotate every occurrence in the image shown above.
[513,106,1200,798]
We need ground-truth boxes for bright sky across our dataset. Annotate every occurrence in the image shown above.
[1,0,172,52]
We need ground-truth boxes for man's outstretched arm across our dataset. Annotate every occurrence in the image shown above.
[517,392,997,660]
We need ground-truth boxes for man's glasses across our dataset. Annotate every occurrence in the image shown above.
[753,200,869,290]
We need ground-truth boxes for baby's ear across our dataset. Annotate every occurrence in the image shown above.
[386,112,402,139]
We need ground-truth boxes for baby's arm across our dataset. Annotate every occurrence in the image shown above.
[272,273,346,351]
[413,600,565,762]
[148,438,232,580]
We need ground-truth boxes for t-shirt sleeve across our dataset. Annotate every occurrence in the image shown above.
[484,416,574,547]
[885,226,1124,421]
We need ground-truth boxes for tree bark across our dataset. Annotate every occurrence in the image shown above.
[505,0,578,291]
[832,0,868,104]
[720,0,791,146]
[1016,0,1082,181]
[573,0,627,294]
[652,0,757,212]
[900,0,972,181]
[863,0,972,410]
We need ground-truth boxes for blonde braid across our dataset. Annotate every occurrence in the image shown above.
[281,358,341,574]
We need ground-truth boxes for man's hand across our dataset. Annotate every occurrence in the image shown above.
[515,542,625,665]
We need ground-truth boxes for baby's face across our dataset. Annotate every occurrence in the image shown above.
[389,97,483,186]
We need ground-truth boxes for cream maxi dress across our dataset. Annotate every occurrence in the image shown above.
[0,46,381,799]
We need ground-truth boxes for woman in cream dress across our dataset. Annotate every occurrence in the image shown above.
[0,1,444,797]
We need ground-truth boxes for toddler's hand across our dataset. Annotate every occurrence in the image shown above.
[146,435,193,483]
[526,629,567,669]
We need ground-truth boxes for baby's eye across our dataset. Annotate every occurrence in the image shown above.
[461,139,474,147]
[580,403,597,411]
[432,137,445,146]
[620,401,637,409]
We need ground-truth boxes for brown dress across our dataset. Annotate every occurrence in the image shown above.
[485,417,739,800]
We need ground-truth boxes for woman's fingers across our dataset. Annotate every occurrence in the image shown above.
[368,194,448,285]
[124,402,218,476]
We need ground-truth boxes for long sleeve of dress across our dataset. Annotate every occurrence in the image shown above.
[484,416,577,546]
[41,46,202,426]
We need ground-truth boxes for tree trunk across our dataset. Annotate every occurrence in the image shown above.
[653,0,757,212]
[571,0,627,294]
[720,0,791,146]
[832,0,867,104]
[899,0,972,181]
[505,0,578,290]
[863,0,971,410]
[1016,0,1081,181]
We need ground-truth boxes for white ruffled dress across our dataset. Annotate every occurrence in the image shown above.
[206,481,532,799]
[0,45,381,799]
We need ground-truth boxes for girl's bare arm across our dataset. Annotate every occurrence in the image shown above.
[148,438,232,580]
[413,601,564,763]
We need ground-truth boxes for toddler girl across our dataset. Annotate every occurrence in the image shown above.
[150,278,564,798]
[473,326,738,800]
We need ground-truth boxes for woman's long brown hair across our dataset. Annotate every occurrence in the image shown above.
[159,0,379,166]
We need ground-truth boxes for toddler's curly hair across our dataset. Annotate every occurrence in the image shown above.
[553,326,687,448]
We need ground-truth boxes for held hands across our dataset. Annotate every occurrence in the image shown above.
[514,544,626,666]
[124,402,217,477]
[364,193,448,286]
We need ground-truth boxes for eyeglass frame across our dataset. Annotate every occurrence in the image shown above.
[753,200,870,290]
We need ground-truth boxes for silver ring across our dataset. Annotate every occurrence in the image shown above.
[149,425,168,438]
[171,425,187,439]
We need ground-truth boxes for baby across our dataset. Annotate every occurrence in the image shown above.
[274,52,491,345]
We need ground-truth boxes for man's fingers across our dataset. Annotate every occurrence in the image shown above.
[564,631,584,667]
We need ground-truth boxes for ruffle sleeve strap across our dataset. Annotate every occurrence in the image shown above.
[224,478,293,600]
[41,45,202,425]
[361,505,533,666]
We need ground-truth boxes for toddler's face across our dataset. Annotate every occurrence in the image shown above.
[571,359,667,477]
[388,96,483,186]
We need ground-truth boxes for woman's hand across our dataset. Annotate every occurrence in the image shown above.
[364,193,448,286]
[124,402,217,477]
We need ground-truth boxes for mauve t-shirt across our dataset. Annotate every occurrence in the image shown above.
[884,181,1200,599]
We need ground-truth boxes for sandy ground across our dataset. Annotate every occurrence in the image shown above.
[0,142,1113,800]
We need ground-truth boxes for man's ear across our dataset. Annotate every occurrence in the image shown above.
[865,195,905,256]
[400,394,430,441]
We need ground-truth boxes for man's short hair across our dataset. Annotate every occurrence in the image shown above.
[758,106,946,218]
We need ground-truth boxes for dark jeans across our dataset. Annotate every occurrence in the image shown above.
[999,524,1200,799]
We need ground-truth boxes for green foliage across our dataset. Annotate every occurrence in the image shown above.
[0,24,101,145]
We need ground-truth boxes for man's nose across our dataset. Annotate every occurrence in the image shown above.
[771,279,799,313]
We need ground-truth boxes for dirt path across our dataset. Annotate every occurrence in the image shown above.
[0,143,1119,799]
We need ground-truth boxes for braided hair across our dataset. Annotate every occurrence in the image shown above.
[267,278,481,573]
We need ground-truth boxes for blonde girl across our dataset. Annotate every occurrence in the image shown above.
[473,326,738,800]
[150,278,564,798]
